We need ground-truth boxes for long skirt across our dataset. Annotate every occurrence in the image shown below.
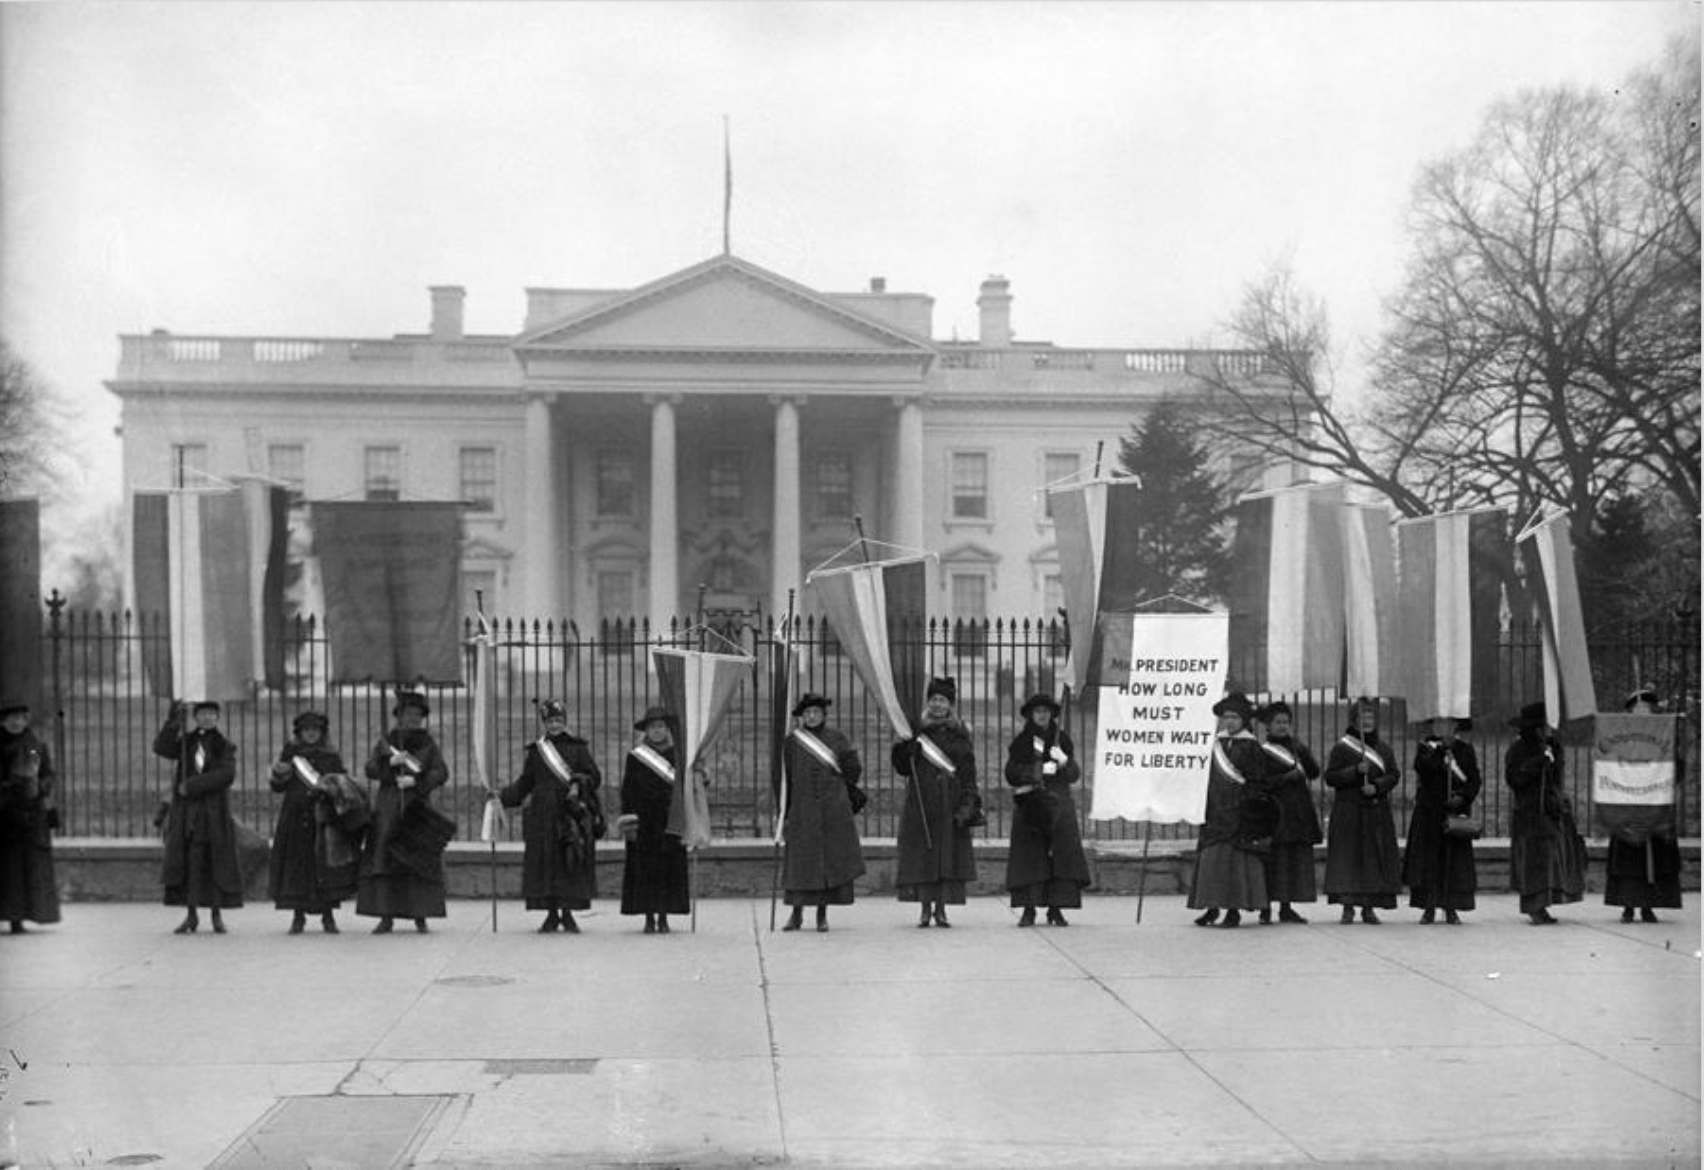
[166,839,244,909]
[1188,842,1267,911]
[1603,836,1683,910]
[356,872,447,920]
[1263,842,1317,904]
[620,838,690,915]
[784,879,856,907]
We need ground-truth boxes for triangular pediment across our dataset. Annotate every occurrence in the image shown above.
[515,255,933,357]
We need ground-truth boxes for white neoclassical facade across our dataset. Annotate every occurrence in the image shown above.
[110,253,1287,630]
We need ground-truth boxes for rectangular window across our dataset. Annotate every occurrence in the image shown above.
[596,450,635,518]
[364,445,401,501]
[707,451,744,519]
[815,451,853,519]
[597,571,635,617]
[1042,452,1081,519]
[459,446,497,512]
[267,444,305,502]
[950,452,989,519]
[170,443,208,489]
[951,572,988,656]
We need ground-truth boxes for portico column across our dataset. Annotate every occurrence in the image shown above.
[647,394,680,637]
[893,397,925,552]
[771,396,802,619]
[521,391,560,617]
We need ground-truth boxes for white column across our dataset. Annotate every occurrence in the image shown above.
[522,391,560,616]
[893,397,925,551]
[647,395,680,637]
[771,396,802,619]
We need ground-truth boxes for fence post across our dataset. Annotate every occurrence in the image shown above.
[46,589,67,812]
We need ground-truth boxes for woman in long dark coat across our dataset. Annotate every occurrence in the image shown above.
[780,694,866,932]
[1256,701,1322,924]
[1188,693,1269,928]
[357,690,450,933]
[1004,693,1089,926]
[154,700,243,933]
[1604,689,1684,923]
[268,710,357,933]
[1402,715,1480,924]
[619,706,690,933]
[1506,701,1586,925]
[892,677,980,928]
[0,700,61,932]
[1322,696,1402,924]
[501,699,603,933]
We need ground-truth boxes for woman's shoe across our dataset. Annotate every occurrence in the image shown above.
[321,912,339,934]
[1193,909,1220,927]
[289,911,307,935]
[918,903,933,928]
[1419,909,1436,925]
[1444,910,1462,925]
[373,917,394,934]
[561,912,580,934]
[9,921,24,934]
[1620,906,1636,923]
[1640,908,1659,923]
[1528,910,1557,925]
[932,907,951,928]
[173,912,199,935]
[1278,906,1307,924]
[210,910,226,934]
[643,915,656,934]
[1360,908,1381,925]
[1017,907,1037,928]
[1218,909,1241,928]
[414,918,429,934]
[816,907,829,933]
[1340,906,1355,925]
[656,916,671,933]
[1046,908,1068,927]
[538,911,561,934]
[1257,907,1272,924]
[782,907,804,932]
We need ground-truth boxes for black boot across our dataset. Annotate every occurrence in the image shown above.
[782,906,804,932]
[1257,907,1272,924]
[1340,906,1355,925]
[173,911,199,935]
[1621,906,1636,922]
[321,912,339,934]
[1419,908,1436,925]
[373,916,395,934]
[414,918,429,934]
[1278,904,1307,924]
[1046,908,1068,927]
[1640,907,1659,923]
[1444,910,1462,925]
[289,910,307,935]
[1193,908,1220,927]
[816,906,829,933]
[656,915,671,933]
[539,910,561,934]
[561,911,580,934]
[1218,909,1241,928]
[9,921,24,934]
[643,914,656,934]
[1360,907,1381,925]
[918,902,933,928]
[210,909,226,934]
[932,905,951,928]
[1017,906,1037,928]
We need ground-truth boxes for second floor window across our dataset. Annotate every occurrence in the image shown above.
[1042,452,1081,519]
[815,451,853,519]
[596,450,635,518]
[951,452,989,519]
[707,451,744,519]
[459,447,497,512]
[364,445,401,501]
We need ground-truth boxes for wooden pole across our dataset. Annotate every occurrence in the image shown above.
[1135,821,1152,924]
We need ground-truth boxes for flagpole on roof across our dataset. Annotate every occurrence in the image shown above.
[722,115,732,256]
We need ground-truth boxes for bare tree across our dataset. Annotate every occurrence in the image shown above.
[0,339,65,499]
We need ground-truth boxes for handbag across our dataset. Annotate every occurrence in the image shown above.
[1443,813,1483,839]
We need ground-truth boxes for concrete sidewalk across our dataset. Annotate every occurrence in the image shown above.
[1,895,1697,1168]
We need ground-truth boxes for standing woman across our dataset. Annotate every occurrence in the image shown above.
[1187,693,1269,928]
[1402,716,1481,925]
[268,710,355,934]
[779,694,866,932]
[619,706,690,934]
[501,699,604,934]
[892,677,980,928]
[1604,689,1684,924]
[1322,696,1402,924]
[154,700,243,934]
[1004,693,1089,927]
[358,690,451,934]
[1506,701,1586,925]
[0,700,61,933]
[1256,701,1322,924]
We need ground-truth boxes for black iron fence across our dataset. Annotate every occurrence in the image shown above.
[29,597,1701,843]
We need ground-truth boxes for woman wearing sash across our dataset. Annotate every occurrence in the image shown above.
[1604,689,1683,923]
[155,700,243,934]
[1401,715,1480,924]
[780,694,866,932]
[891,677,980,928]
[502,699,604,934]
[1322,696,1402,924]
[268,710,356,934]
[1255,701,1322,924]
[1188,692,1269,928]
[357,690,450,933]
[1506,701,1585,925]
[619,706,690,933]
[1004,693,1089,926]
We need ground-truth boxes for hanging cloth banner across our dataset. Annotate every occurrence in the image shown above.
[1395,508,1511,723]
[1592,713,1678,843]
[1088,610,1228,824]
[0,499,42,711]
[805,556,927,739]
[1226,482,1345,694]
[1049,478,1144,692]
[652,644,756,849]
[1340,502,1400,698]
[1517,508,1596,725]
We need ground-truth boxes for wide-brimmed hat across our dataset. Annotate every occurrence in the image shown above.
[791,693,831,717]
[392,690,429,717]
[538,699,568,721]
[633,705,677,731]
[1417,713,1472,732]
[1508,701,1548,730]
[1212,692,1254,722]
[292,710,329,732]
[1020,693,1062,719]
[926,676,957,703]
[1625,688,1661,711]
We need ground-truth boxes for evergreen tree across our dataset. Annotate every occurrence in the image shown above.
[1115,401,1233,604]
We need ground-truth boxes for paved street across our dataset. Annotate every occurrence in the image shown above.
[1,894,1697,1168]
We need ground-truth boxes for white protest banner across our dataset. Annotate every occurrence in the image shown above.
[1088,611,1228,824]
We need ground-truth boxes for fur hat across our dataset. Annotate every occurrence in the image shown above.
[925,676,957,703]
[538,699,568,722]
[392,690,429,717]
[291,710,329,733]
[1020,693,1062,719]
[633,705,677,731]
[1212,692,1254,722]
[791,693,831,718]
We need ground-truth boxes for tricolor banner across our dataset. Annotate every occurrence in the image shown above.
[1340,502,1399,699]
[1592,713,1677,843]
[653,645,755,849]
[805,557,927,738]
[1517,508,1596,725]
[1226,482,1345,693]
[468,612,506,843]
[0,499,42,710]
[1396,508,1510,722]
[133,483,288,702]
[1049,477,1143,691]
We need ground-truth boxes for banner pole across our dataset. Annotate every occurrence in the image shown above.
[770,589,797,931]
[1135,821,1152,924]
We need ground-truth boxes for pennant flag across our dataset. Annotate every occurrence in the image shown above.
[805,556,927,738]
[1517,508,1596,724]
[1226,483,1345,693]
[468,612,507,842]
[652,645,755,849]
[133,483,288,702]
[1050,477,1143,691]
[1340,502,1399,698]
[1396,508,1510,722]
[0,499,42,710]
[1592,712,1678,844]
[312,502,464,684]
[1088,610,1228,823]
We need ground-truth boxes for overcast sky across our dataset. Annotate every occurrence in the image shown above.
[1,1,1694,554]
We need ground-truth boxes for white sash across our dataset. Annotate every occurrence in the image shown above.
[193,743,207,772]
[1031,735,1048,758]
[537,737,575,785]
[1261,741,1299,771]
[391,746,423,775]
[1212,737,1247,785]
[789,728,842,775]
[631,743,676,784]
[916,733,957,777]
[291,755,323,789]
[1336,734,1385,773]
[1444,747,1469,787]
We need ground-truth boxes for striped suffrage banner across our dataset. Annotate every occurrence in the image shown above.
[1395,508,1509,722]
[133,483,288,702]
[804,557,927,739]
[468,614,506,843]
[1592,712,1678,842]
[1050,477,1143,692]
[1340,502,1399,699]
[1226,482,1346,693]
[0,499,42,710]
[1517,508,1596,724]
[653,645,756,849]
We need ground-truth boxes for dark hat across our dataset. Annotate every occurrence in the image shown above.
[925,676,957,703]
[1508,701,1548,729]
[633,705,677,731]
[292,710,329,732]
[538,699,568,721]
[392,690,429,717]
[1417,713,1472,732]
[1257,700,1292,722]
[1625,688,1661,711]
[1212,692,1254,721]
[1020,693,1062,719]
[0,699,29,718]
[791,693,831,717]
[1347,695,1379,713]
[192,700,221,714]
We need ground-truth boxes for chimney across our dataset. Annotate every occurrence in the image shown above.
[977,275,1012,347]
[429,285,465,341]
[869,276,887,293]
